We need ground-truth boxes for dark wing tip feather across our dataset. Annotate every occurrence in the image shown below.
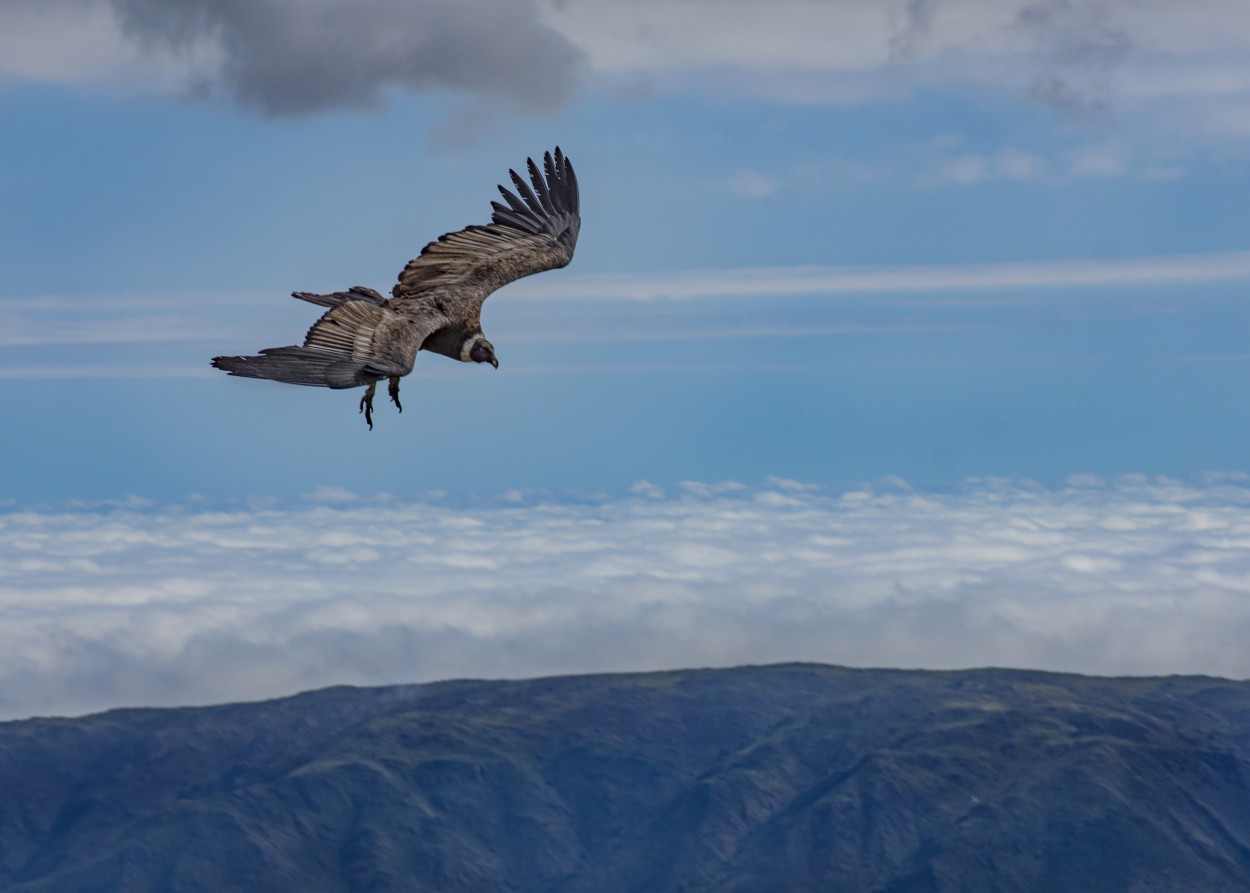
[565,157,579,215]
[490,200,538,232]
[543,150,567,213]
[527,157,555,214]
[509,168,544,218]
[489,147,579,233]
[548,146,578,216]
[496,183,540,225]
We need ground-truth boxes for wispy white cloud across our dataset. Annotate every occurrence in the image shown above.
[0,291,271,347]
[1,248,1245,379]
[512,249,1250,301]
[796,138,1180,189]
[0,364,211,380]
[911,140,1189,186]
[723,168,781,198]
[1065,141,1129,178]
[4,476,1250,720]
[921,149,1050,185]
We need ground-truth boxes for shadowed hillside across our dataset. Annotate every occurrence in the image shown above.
[3,664,1250,891]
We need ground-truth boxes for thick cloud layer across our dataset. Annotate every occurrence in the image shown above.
[114,0,582,115]
[0,0,582,116]
[4,476,1250,720]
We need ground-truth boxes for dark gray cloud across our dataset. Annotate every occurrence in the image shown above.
[1014,0,1133,113]
[889,0,939,61]
[887,0,1134,115]
[109,0,585,116]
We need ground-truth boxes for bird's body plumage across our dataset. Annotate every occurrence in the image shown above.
[212,148,579,426]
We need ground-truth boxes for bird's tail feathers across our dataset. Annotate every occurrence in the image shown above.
[211,347,368,389]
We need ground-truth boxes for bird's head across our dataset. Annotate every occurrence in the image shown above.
[462,333,499,369]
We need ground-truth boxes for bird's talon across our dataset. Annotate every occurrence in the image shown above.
[388,377,403,413]
[360,383,376,430]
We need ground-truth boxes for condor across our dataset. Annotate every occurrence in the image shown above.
[212,148,579,428]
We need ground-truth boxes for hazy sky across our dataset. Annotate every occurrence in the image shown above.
[2,0,1250,717]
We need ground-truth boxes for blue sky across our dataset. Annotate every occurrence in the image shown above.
[3,0,1250,716]
[1,2,1248,502]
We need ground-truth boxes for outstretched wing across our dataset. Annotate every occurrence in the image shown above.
[212,298,442,389]
[390,148,579,318]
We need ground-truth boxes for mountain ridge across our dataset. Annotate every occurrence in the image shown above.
[3,663,1250,891]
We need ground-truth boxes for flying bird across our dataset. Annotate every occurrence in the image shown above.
[212,148,579,428]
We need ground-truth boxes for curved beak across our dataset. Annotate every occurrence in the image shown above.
[490,357,499,369]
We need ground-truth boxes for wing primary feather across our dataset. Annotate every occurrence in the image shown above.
[564,154,579,215]
[490,201,538,232]
[497,184,539,224]
[527,157,556,215]
[493,190,544,233]
[543,151,566,213]
[509,169,545,218]
[548,147,578,216]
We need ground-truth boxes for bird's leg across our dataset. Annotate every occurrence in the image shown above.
[359,381,377,430]
[388,376,403,413]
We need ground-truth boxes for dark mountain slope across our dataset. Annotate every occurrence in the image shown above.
[3,665,1250,892]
